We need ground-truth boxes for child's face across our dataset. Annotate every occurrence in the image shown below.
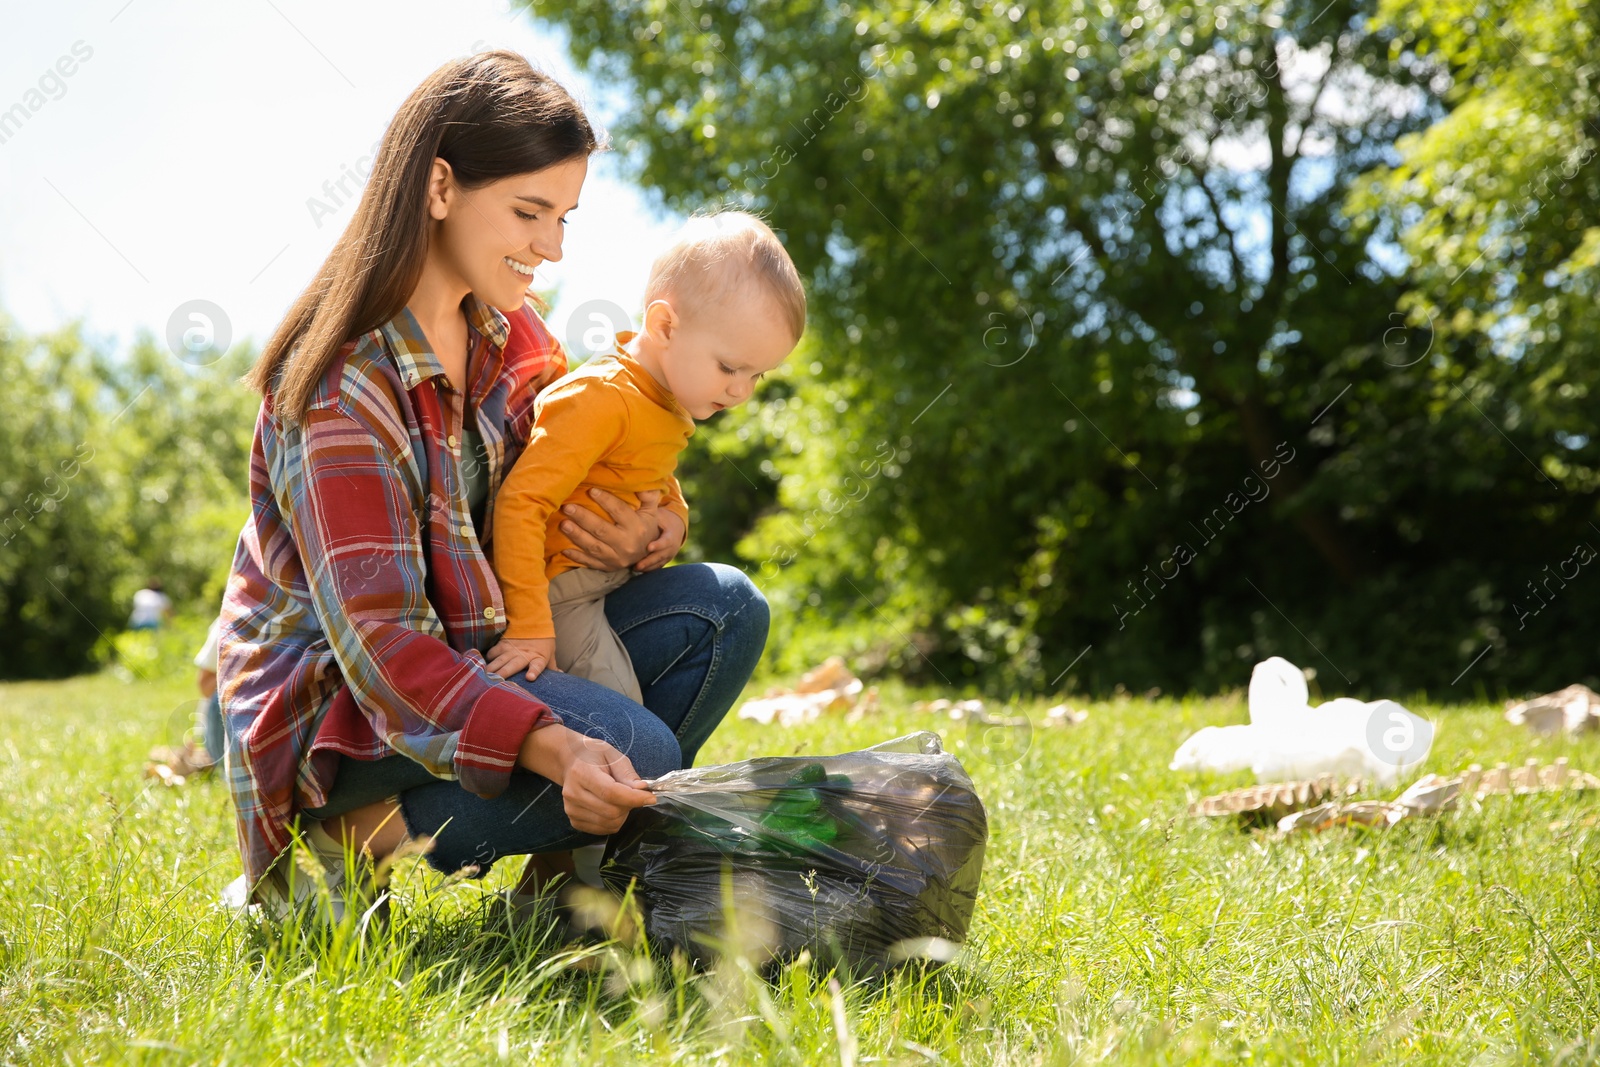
[430,157,587,313]
[654,296,797,420]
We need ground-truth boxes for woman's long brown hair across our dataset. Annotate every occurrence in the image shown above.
[246,50,601,425]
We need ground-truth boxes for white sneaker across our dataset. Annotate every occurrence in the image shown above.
[219,874,252,912]
[218,865,334,921]
[217,821,389,925]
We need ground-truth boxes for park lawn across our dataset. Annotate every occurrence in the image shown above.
[2,666,1599,1065]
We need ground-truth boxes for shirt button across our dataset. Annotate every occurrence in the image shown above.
[484,607,497,620]
[447,434,458,448]
[459,523,472,537]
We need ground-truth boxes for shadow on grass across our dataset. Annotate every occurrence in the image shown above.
[235,877,986,1045]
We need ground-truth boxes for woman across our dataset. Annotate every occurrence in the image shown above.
[218,51,768,918]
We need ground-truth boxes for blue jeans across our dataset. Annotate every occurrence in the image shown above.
[302,563,768,876]
[200,692,225,763]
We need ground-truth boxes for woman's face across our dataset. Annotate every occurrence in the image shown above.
[429,156,588,313]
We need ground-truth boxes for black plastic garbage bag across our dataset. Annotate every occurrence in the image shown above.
[601,731,988,973]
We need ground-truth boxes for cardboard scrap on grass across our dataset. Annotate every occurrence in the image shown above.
[1043,703,1089,727]
[1276,773,1461,832]
[144,742,214,787]
[911,697,988,720]
[737,657,879,727]
[1505,684,1600,736]
[1188,775,1365,825]
[1191,758,1600,835]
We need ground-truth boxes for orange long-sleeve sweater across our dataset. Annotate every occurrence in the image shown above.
[492,341,694,639]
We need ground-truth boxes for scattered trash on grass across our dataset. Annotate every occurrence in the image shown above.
[1170,656,1433,786]
[1189,775,1364,824]
[737,656,880,727]
[1277,799,1401,832]
[601,731,988,975]
[1459,757,1600,797]
[911,698,989,720]
[1276,774,1461,832]
[911,699,1086,727]
[146,761,188,787]
[1273,759,1600,834]
[144,741,215,787]
[1390,773,1463,814]
[1043,703,1089,727]
[1504,684,1600,736]
[967,710,1031,740]
[741,662,1087,734]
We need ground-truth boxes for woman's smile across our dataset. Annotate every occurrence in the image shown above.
[504,255,538,285]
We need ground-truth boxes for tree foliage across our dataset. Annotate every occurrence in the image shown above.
[8,0,1595,694]
[0,316,254,679]
[533,0,1598,695]
[1348,0,1599,515]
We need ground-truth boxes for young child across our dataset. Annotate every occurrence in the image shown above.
[486,211,805,699]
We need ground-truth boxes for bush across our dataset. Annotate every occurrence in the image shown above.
[0,314,254,680]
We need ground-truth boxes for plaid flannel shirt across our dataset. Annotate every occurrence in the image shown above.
[218,295,569,889]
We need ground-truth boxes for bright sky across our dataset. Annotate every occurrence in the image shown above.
[0,0,676,359]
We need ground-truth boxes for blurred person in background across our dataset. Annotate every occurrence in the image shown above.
[127,578,171,631]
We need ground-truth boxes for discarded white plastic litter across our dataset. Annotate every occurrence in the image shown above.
[1170,657,1433,787]
[1504,684,1600,736]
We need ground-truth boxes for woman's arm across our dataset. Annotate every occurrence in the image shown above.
[516,723,656,833]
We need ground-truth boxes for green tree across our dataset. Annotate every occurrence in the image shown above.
[534,0,1594,694]
[0,319,125,676]
[1346,0,1599,527]
[1326,0,1600,694]
[0,314,254,679]
[1353,0,1598,369]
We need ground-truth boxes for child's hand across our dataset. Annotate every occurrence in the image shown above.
[636,507,685,572]
[486,636,558,681]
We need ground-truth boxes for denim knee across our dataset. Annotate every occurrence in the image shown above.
[705,562,770,643]
[505,668,684,781]
[616,711,682,781]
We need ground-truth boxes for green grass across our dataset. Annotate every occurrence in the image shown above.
[3,660,1600,1064]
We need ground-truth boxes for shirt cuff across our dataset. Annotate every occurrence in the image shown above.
[453,681,559,797]
[501,617,556,640]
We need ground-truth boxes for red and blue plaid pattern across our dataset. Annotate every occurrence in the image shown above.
[218,296,569,888]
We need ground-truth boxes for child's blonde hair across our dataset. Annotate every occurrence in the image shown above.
[644,211,807,341]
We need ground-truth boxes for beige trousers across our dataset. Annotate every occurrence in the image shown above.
[548,567,641,703]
